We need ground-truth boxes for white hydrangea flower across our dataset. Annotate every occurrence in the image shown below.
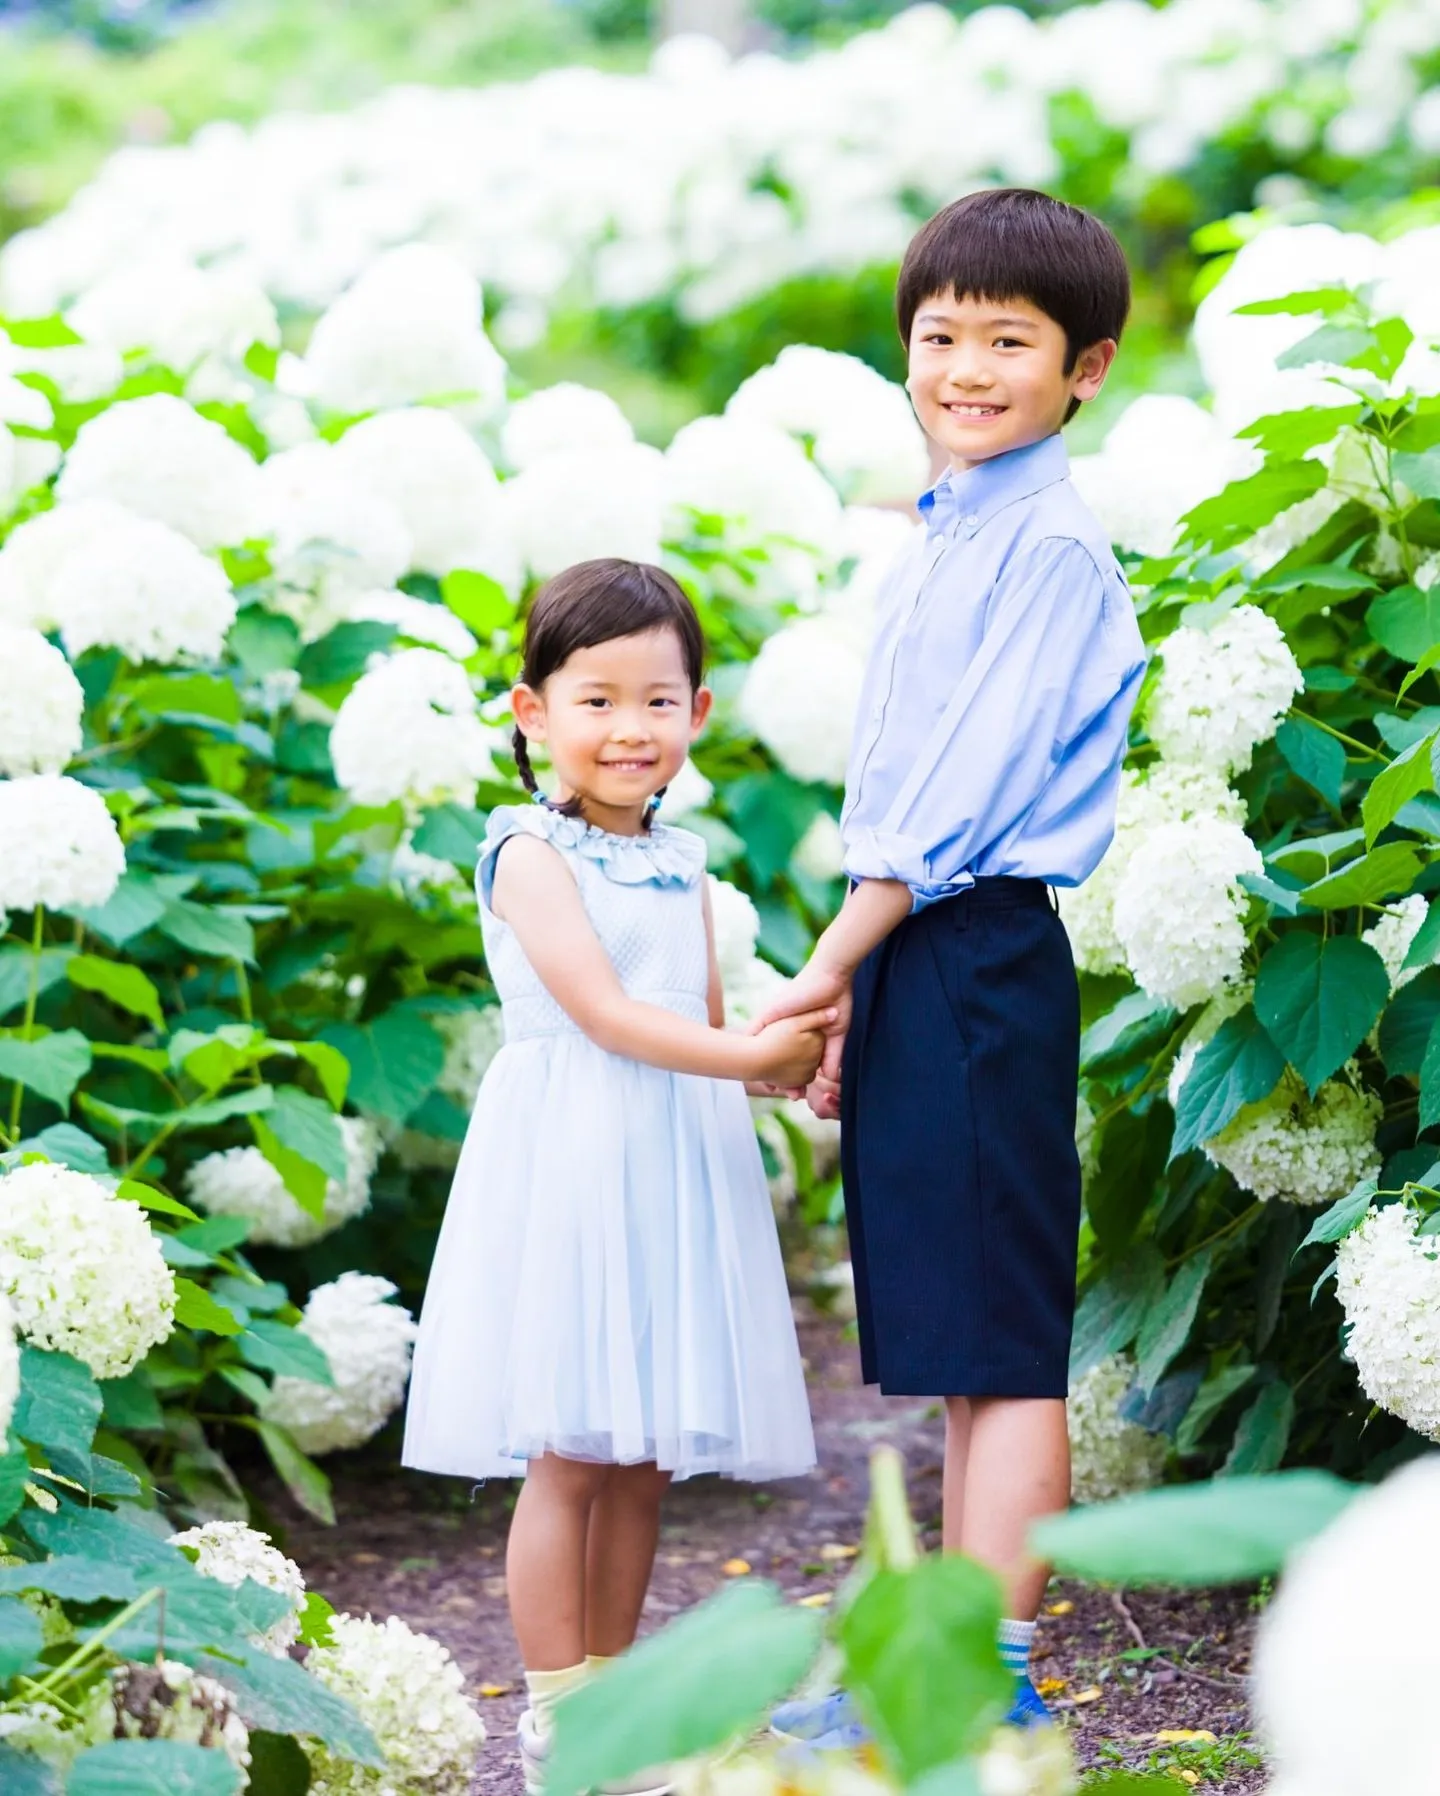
[68,256,278,372]
[111,1660,250,1774]
[47,507,237,663]
[435,1006,506,1110]
[184,1115,381,1249]
[1075,1094,1100,1193]
[824,505,918,638]
[0,499,137,632]
[304,1611,485,1795]
[812,1260,857,1323]
[664,415,843,562]
[502,444,665,579]
[662,757,713,818]
[331,408,517,585]
[502,382,635,473]
[1112,815,1262,1009]
[738,616,866,787]
[2,436,61,512]
[1206,1069,1382,1207]
[56,394,262,549]
[330,648,497,810]
[0,1683,115,1772]
[0,626,83,774]
[0,1290,19,1445]
[1068,1353,1168,1505]
[257,441,412,606]
[725,346,928,505]
[1335,1204,1440,1440]
[340,590,478,662]
[708,875,761,987]
[792,812,845,882]
[0,1163,175,1379]
[1254,1459,1440,1796]
[1060,763,1245,977]
[1363,893,1429,993]
[300,244,506,417]
[754,1110,797,1211]
[975,1720,1078,1796]
[1147,606,1304,776]
[723,955,789,1030]
[0,774,126,912]
[261,1273,418,1456]
[170,1520,306,1656]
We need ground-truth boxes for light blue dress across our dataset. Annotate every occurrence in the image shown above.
[401,804,817,1483]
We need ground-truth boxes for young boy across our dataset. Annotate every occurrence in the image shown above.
[765,188,1145,1730]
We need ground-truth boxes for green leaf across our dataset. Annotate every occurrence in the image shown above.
[13,1347,102,1460]
[410,803,489,868]
[156,898,256,964]
[1086,1104,1171,1251]
[319,1008,444,1122]
[1175,1365,1256,1455]
[547,1583,820,1796]
[264,1087,347,1185]
[130,672,242,725]
[228,607,300,678]
[0,1447,30,1525]
[289,1040,350,1109]
[441,568,515,636]
[256,1421,335,1525]
[296,1590,336,1650]
[1296,1178,1378,1252]
[0,946,74,1017]
[174,1278,245,1337]
[1275,321,1374,371]
[726,773,826,886]
[176,1217,251,1258]
[297,622,396,688]
[1399,641,1440,701]
[1362,734,1438,845]
[66,955,165,1030]
[68,1740,245,1796]
[1404,896,1440,972]
[1300,842,1422,909]
[116,1179,201,1222]
[1234,288,1358,318]
[839,1557,1010,1781]
[1395,448,1440,501]
[242,1732,312,1796]
[252,1116,327,1220]
[0,1595,44,1681]
[0,1744,60,1795]
[1379,966,1440,1074]
[1222,1381,1295,1476]
[1080,992,1177,1077]
[1421,1025,1440,1130]
[171,1024,262,1088]
[0,1557,141,1603]
[1069,1245,1165,1379]
[82,1085,275,1135]
[70,872,168,946]
[1180,461,1328,552]
[1135,1250,1214,1396]
[21,1120,110,1174]
[239,1321,333,1387]
[197,1645,381,1767]
[1366,584,1440,661]
[1030,1470,1356,1584]
[1275,717,1345,807]
[102,1367,166,1431]
[1172,1009,1285,1158]
[1254,933,1389,1094]
[2,313,82,347]
[0,1029,92,1106]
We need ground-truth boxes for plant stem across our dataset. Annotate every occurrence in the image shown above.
[1287,710,1387,763]
[1167,1201,1263,1270]
[8,904,45,1140]
[867,1445,919,1572]
[15,1585,161,1702]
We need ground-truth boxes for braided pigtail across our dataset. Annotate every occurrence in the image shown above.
[512,727,539,796]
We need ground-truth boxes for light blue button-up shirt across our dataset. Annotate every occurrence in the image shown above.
[841,432,1146,912]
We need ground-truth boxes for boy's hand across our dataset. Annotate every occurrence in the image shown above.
[753,957,853,1047]
[807,1067,842,1122]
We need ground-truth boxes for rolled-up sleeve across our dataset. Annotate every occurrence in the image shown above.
[843,537,1123,908]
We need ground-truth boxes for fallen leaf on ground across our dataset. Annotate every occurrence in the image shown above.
[819,1543,858,1561]
[1035,1678,1067,1698]
[1173,1772,1200,1787]
[797,1592,832,1608]
[350,1552,382,1565]
[1069,1687,1103,1705]
[1046,1599,1074,1616]
[478,1683,513,1699]
[1156,1730,1217,1745]
[723,1558,752,1576]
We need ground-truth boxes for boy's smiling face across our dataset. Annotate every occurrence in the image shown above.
[906,292,1116,472]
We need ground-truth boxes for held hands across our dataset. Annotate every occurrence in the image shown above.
[749,956,853,1099]
[805,1068,842,1122]
[748,1007,837,1091]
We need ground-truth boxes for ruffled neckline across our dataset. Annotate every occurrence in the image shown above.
[491,803,706,888]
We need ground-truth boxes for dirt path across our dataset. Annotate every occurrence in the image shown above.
[270,1307,1267,1793]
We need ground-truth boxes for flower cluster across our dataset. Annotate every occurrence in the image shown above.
[0,1290,19,1445]
[1205,1070,1382,1208]
[0,625,82,776]
[1335,1203,1440,1440]
[1067,1354,1168,1506]
[169,1520,307,1655]
[738,616,866,788]
[435,1006,506,1111]
[304,1611,486,1795]
[0,1163,176,1378]
[111,1660,251,1774]
[261,1273,418,1455]
[1111,816,1262,1010]
[330,649,498,811]
[1363,894,1430,993]
[184,1116,381,1249]
[1146,606,1304,778]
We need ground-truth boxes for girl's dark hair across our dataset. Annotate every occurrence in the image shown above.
[512,558,705,822]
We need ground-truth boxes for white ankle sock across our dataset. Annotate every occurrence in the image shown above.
[997,1618,1036,1678]
[525,1661,589,1735]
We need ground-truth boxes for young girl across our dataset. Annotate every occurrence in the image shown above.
[402,559,824,1792]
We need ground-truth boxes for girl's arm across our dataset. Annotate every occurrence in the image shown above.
[700,875,726,1029]
[492,836,830,1085]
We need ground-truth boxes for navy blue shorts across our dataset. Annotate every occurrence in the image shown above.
[840,878,1082,1398]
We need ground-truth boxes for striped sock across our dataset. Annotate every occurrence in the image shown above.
[997,1618,1036,1680]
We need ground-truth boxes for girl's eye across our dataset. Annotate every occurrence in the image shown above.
[994,337,1025,349]
[584,697,611,709]
[924,334,952,346]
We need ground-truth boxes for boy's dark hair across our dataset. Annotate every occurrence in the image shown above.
[512,557,705,822]
[896,188,1130,421]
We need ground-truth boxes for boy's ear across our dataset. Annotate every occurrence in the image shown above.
[512,683,546,742]
[1071,338,1118,403]
[689,686,714,739]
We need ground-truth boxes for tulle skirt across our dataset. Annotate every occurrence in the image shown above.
[401,1033,817,1482]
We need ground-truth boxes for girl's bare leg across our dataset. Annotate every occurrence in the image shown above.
[507,1452,612,1670]
[584,1462,673,1658]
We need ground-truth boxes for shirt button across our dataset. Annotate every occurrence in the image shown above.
[964,514,979,528]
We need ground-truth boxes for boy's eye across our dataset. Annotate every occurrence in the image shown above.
[650,697,678,709]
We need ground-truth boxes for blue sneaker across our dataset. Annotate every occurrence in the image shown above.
[769,1690,868,1746]
[1005,1675,1053,1728]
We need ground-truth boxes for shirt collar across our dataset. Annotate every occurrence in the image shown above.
[917,433,1070,541]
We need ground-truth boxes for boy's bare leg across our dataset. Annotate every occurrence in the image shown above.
[943,1395,1070,1617]
[583,1462,673,1658]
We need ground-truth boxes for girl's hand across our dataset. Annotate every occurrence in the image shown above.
[750,1008,836,1089]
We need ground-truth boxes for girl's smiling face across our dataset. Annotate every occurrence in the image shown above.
[512,626,712,836]
[907,293,1116,471]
